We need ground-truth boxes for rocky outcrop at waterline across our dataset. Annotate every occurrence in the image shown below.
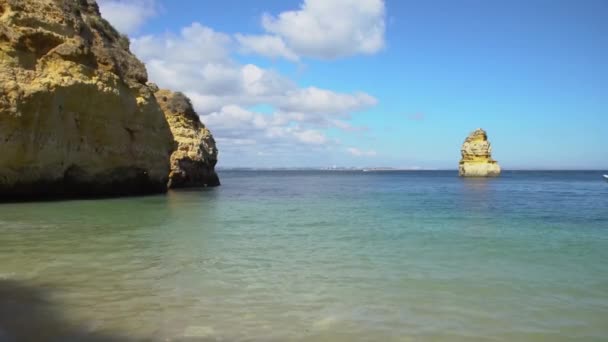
[458,128,501,177]
[0,0,219,200]
[156,89,220,188]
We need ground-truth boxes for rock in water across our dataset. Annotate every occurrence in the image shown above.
[458,128,501,177]
[0,0,219,200]
[0,0,173,198]
[155,89,220,188]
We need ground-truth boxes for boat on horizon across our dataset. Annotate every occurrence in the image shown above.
[604,174,608,180]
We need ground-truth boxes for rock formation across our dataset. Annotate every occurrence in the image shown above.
[155,89,220,187]
[459,128,501,177]
[0,0,219,200]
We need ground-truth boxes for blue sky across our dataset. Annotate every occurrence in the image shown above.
[98,0,607,169]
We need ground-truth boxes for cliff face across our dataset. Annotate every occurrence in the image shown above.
[459,128,501,177]
[155,89,220,188]
[0,0,219,199]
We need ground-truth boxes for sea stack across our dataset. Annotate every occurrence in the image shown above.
[155,89,220,188]
[458,128,501,177]
[0,0,219,200]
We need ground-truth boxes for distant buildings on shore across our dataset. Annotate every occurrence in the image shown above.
[216,166,441,171]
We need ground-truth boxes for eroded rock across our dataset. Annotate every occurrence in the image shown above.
[156,89,220,188]
[0,0,174,199]
[458,128,501,177]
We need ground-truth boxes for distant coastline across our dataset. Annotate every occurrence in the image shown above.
[216,167,443,171]
[216,167,607,172]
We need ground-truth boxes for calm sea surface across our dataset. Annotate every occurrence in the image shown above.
[1,171,607,341]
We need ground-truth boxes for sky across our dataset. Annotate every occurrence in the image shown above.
[97,0,608,169]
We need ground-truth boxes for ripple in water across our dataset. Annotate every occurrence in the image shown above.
[1,171,607,341]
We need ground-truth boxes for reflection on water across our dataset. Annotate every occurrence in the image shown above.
[1,171,608,341]
[461,177,491,192]
[459,177,496,221]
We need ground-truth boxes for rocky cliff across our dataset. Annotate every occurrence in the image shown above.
[0,0,218,200]
[155,89,220,188]
[459,128,501,177]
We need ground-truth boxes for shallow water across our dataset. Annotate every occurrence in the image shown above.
[1,171,608,341]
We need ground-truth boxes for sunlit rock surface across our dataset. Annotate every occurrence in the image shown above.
[156,89,219,188]
[0,0,220,199]
[458,128,501,177]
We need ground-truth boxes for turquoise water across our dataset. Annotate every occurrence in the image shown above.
[1,171,607,341]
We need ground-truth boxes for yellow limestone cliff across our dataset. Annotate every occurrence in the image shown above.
[0,0,219,199]
[156,89,220,187]
[458,128,501,177]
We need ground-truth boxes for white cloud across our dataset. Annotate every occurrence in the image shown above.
[130,23,376,116]
[293,129,328,145]
[237,0,386,60]
[203,105,330,152]
[241,64,294,98]
[347,147,377,157]
[97,0,158,35]
[280,87,377,114]
[235,34,299,61]
[129,21,378,165]
[133,23,233,63]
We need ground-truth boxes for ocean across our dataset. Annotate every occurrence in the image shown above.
[1,170,607,341]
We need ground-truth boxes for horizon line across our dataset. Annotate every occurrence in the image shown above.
[216,167,608,171]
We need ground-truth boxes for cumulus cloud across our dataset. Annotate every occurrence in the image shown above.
[293,129,328,144]
[129,18,379,165]
[133,23,233,63]
[203,105,331,154]
[347,147,377,157]
[97,0,158,35]
[237,0,386,60]
[130,22,376,117]
[235,34,299,61]
[280,87,377,114]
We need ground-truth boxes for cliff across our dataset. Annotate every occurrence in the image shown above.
[155,89,220,187]
[0,0,218,200]
[458,128,501,177]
